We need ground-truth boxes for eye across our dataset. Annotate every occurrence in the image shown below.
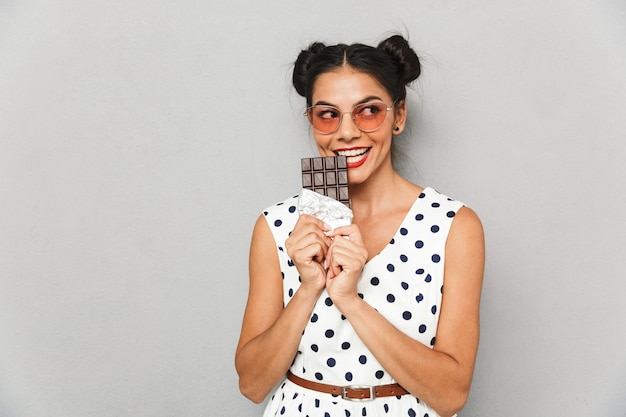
[314,106,340,120]
[355,102,384,119]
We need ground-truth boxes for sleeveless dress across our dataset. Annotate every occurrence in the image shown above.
[261,187,464,417]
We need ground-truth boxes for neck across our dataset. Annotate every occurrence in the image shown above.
[349,169,413,218]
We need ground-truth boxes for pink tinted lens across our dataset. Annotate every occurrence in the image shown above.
[352,102,388,131]
[308,106,341,133]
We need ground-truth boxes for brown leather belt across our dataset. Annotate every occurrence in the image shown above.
[286,371,409,401]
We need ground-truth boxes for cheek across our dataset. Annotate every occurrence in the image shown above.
[313,135,333,154]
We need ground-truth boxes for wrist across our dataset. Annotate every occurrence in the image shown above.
[332,292,365,316]
[296,282,325,299]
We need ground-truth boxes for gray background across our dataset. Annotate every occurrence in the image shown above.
[1,1,625,416]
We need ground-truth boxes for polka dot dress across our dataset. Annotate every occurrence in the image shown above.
[261,187,464,417]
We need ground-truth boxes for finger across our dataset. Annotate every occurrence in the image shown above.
[298,214,331,232]
[326,225,364,245]
[326,245,356,277]
[328,241,367,273]
[294,234,330,262]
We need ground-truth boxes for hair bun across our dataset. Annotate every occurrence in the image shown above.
[377,35,421,85]
[293,42,327,97]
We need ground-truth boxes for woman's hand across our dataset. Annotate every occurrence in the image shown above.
[285,214,332,293]
[324,224,368,305]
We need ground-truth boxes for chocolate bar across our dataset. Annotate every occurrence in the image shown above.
[301,156,350,207]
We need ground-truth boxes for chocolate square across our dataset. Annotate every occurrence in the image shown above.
[301,156,350,208]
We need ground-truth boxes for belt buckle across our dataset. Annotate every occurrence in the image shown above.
[341,385,376,402]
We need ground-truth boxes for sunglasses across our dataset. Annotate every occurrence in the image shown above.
[305,100,394,134]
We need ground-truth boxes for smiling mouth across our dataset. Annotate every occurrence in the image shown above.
[335,148,371,166]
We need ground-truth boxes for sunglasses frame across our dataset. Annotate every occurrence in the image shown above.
[305,100,395,135]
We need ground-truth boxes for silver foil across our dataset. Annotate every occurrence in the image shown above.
[298,188,353,231]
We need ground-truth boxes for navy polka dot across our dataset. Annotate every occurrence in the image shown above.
[416,293,424,303]
[401,282,409,290]
[387,294,395,303]
[370,277,380,286]
[274,219,283,227]
[400,254,408,262]
[402,311,412,320]
[327,358,336,367]
[415,213,424,221]
[419,324,427,333]
[325,297,333,306]
[311,344,318,352]
[315,372,323,380]
[447,211,456,218]
[387,264,395,272]
[415,240,424,249]
[325,329,334,338]
[375,370,384,379]
[431,202,440,208]
[289,206,296,213]
[425,274,432,282]
[359,355,367,364]
[345,372,353,381]
[341,342,351,350]
[431,305,437,314]
[431,225,439,233]
[311,314,318,322]
[400,228,408,235]
[432,254,441,263]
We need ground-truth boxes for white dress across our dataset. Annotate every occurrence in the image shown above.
[261,187,464,417]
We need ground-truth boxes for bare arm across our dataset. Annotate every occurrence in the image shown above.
[326,207,485,417]
[235,214,330,403]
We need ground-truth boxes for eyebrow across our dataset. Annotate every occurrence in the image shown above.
[312,95,384,108]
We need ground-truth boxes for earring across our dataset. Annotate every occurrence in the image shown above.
[394,126,400,131]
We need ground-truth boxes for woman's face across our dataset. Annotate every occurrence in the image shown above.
[310,67,405,186]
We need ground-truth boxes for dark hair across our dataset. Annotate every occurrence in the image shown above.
[292,34,421,107]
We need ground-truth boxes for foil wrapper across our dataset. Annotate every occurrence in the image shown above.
[298,188,353,231]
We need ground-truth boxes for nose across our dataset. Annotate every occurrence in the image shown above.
[338,112,361,141]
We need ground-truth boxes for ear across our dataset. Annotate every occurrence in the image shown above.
[392,100,407,135]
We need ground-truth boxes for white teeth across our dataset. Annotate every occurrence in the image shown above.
[346,153,365,164]
[336,148,369,157]
[336,148,370,164]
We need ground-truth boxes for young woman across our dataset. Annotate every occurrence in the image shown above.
[235,34,485,417]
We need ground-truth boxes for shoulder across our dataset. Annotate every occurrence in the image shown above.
[421,187,483,240]
[262,194,300,219]
[423,187,465,213]
[450,205,483,239]
[259,194,301,242]
[446,204,485,268]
